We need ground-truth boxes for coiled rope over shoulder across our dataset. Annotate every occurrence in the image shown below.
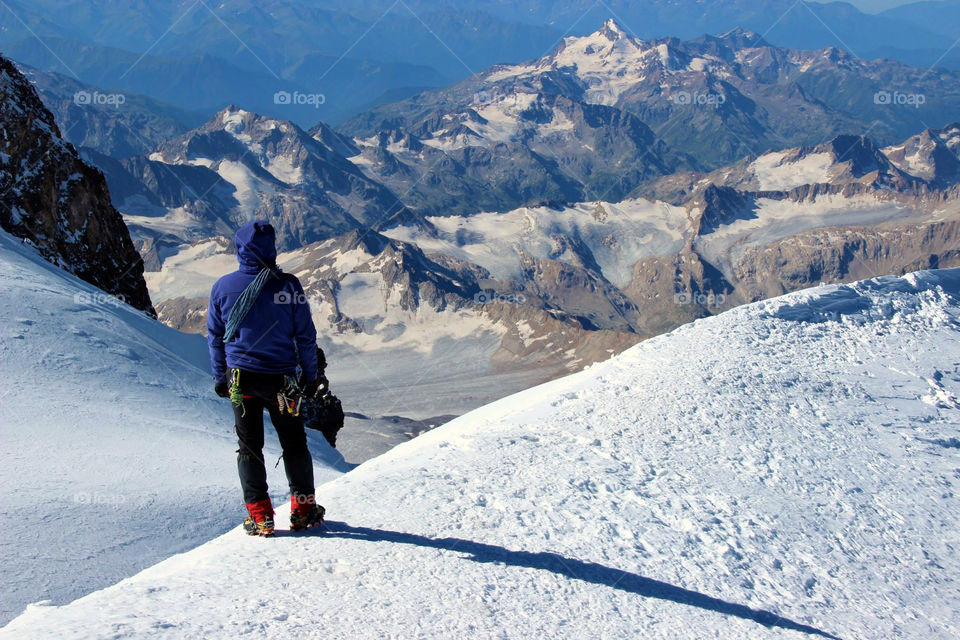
[223,267,276,343]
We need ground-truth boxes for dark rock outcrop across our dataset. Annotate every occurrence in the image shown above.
[0,55,154,314]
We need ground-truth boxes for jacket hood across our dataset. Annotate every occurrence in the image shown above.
[235,220,277,271]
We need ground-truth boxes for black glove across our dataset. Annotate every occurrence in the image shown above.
[302,375,328,399]
[215,381,230,398]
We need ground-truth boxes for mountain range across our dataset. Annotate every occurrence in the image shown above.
[131,112,960,392]
[343,20,960,203]
[23,21,953,394]
[4,15,960,444]
[3,0,960,130]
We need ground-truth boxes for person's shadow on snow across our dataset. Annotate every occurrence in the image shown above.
[310,521,840,639]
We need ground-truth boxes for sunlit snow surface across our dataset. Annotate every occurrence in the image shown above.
[4,260,959,639]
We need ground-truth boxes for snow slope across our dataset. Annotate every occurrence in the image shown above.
[0,230,348,624]
[5,268,960,638]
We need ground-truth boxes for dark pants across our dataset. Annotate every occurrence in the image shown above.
[233,371,315,504]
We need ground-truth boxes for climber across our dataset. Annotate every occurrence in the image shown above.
[207,220,326,537]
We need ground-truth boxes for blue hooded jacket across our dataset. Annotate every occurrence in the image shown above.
[207,221,318,384]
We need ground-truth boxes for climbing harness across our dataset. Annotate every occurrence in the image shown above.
[277,374,303,416]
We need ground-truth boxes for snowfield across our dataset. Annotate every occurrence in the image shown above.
[384,198,688,287]
[0,230,348,625]
[3,259,960,638]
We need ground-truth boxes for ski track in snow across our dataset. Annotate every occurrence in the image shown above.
[3,265,959,638]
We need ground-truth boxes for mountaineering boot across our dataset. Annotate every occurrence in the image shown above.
[243,514,275,537]
[244,497,275,537]
[290,494,325,531]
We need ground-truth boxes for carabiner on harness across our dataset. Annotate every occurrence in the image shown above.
[277,374,303,416]
[229,368,246,416]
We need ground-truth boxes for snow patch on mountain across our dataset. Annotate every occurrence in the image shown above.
[941,125,960,153]
[384,198,687,286]
[696,193,920,273]
[144,237,236,301]
[5,268,959,639]
[749,151,833,190]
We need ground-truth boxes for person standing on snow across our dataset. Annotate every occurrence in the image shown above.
[207,220,327,537]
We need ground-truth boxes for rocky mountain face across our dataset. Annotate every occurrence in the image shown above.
[97,107,408,258]
[339,21,960,216]
[336,88,689,215]
[0,55,153,314]
[375,125,960,335]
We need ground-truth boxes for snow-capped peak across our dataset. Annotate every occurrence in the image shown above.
[599,18,627,41]
[715,26,766,47]
[543,25,672,105]
[479,21,706,105]
[882,124,960,185]
[150,107,319,186]
[211,106,295,143]
[558,20,643,60]
[219,105,251,132]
